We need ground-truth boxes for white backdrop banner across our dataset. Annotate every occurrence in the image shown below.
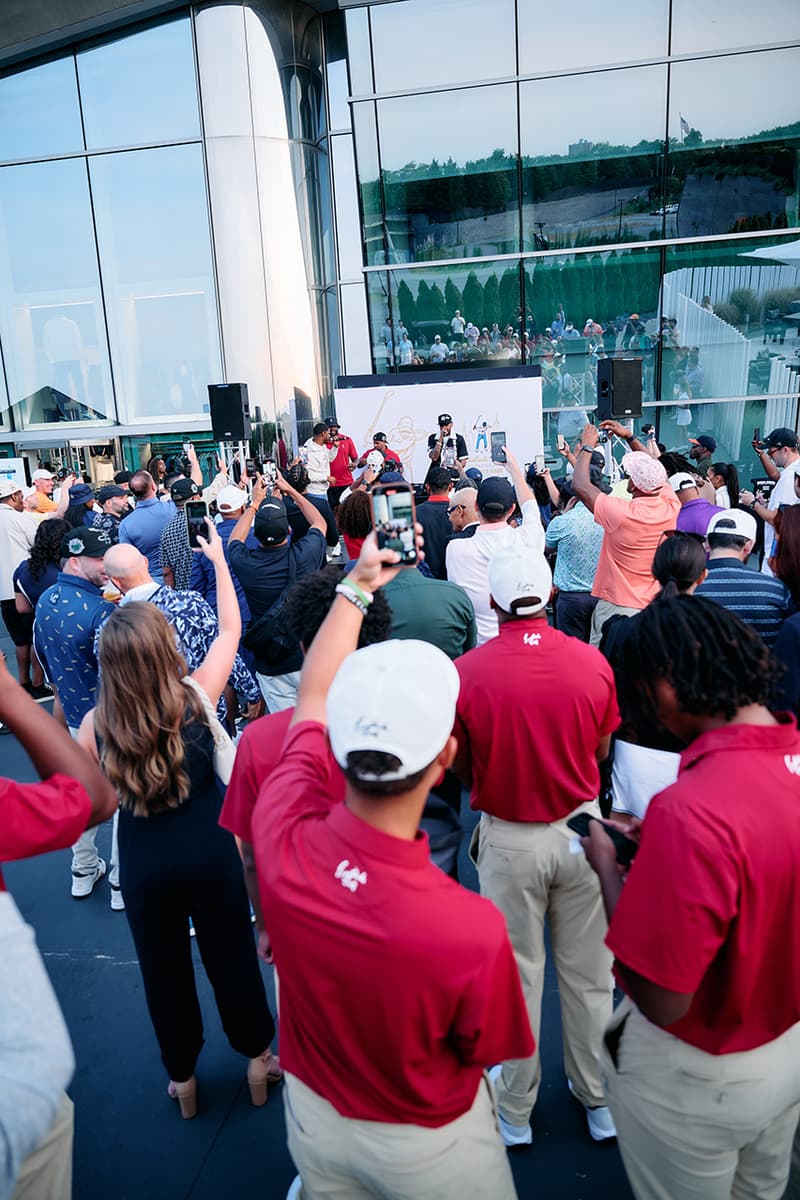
[334,375,543,483]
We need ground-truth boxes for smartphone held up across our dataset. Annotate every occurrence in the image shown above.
[185,500,209,549]
[490,431,507,463]
[371,482,418,566]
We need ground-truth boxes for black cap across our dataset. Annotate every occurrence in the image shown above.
[97,484,127,503]
[170,478,200,501]
[374,431,388,442]
[477,476,515,516]
[325,416,340,429]
[762,427,799,450]
[438,413,453,426]
[60,525,113,559]
[253,498,289,545]
[114,470,132,485]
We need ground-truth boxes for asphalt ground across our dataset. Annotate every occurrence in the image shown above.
[2,628,633,1199]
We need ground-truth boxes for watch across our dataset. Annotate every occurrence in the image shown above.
[580,445,594,454]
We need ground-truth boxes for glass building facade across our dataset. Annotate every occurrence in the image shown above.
[0,0,799,480]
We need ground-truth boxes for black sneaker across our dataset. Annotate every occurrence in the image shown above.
[31,684,54,702]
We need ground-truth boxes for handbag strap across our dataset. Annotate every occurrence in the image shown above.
[244,546,298,638]
[182,675,232,752]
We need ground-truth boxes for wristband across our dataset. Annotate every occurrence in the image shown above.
[340,578,372,606]
[335,581,372,614]
[580,445,594,454]
[749,498,758,511]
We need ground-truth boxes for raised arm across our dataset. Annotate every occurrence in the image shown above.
[503,447,535,508]
[185,443,203,487]
[571,423,605,513]
[274,472,326,536]
[599,419,646,453]
[229,476,265,545]
[190,521,242,705]
[50,472,77,520]
[0,652,117,828]
[291,533,406,728]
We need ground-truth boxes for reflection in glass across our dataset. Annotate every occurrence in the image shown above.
[0,58,84,162]
[77,18,200,149]
[520,67,666,249]
[377,84,519,262]
[324,12,351,130]
[344,8,373,96]
[89,145,221,422]
[524,247,661,410]
[352,103,384,265]
[331,135,365,279]
[519,0,667,74]
[671,0,800,55]
[660,235,800,424]
[668,49,800,239]
[0,159,113,427]
[368,260,528,373]
[340,282,373,375]
[371,0,514,94]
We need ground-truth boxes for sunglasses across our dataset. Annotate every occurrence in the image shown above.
[447,504,466,514]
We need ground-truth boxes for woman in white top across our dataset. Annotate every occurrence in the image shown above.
[707,461,739,510]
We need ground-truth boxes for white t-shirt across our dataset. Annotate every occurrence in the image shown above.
[303,439,332,496]
[445,499,546,644]
[0,505,39,601]
[763,460,800,574]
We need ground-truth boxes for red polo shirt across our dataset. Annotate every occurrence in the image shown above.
[1,774,92,891]
[328,436,358,487]
[607,718,800,1054]
[455,619,619,823]
[252,720,534,1126]
[220,708,345,843]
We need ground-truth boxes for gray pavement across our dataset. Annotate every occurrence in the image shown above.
[2,624,633,1200]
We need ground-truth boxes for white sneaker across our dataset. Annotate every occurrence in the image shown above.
[568,1079,616,1141]
[110,883,125,911]
[286,1176,303,1200]
[71,857,106,898]
[330,543,342,557]
[488,1065,533,1147]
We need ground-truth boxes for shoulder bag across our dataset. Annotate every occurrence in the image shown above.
[182,675,237,787]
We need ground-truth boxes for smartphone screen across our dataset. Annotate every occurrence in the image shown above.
[185,500,208,549]
[491,431,507,463]
[556,434,566,451]
[753,427,761,443]
[534,454,545,474]
[371,483,418,566]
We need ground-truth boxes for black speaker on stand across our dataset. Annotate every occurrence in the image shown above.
[596,359,643,421]
[208,383,252,442]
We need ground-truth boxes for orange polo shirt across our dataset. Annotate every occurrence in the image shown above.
[592,487,680,609]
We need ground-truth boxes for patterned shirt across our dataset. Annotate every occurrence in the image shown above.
[90,510,122,544]
[115,583,260,713]
[34,573,114,729]
[695,558,793,648]
[159,511,192,590]
[545,502,604,593]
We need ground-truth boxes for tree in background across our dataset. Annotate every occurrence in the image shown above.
[462,271,485,329]
[396,280,417,332]
[483,273,502,328]
[499,267,522,328]
[444,277,464,320]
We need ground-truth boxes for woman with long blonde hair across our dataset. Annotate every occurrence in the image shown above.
[79,523,279,1119]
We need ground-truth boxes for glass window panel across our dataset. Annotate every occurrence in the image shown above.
[352,102,384,265]
[374,259,524,373]
[345,9,373,96]
[519,0,667,74]
[331,134,364,279]
[671,0,800,56]
[324,13,351,130]
[668,49,800,239]
[371,0,515,94]
[0,159,113,428]
[660,235,800,422]
[366,271,393,373]
[521,66,667,250]
[289,143,336,288]
[0,58,84,162]
[89,145,221,423]
[524,246,662,411]
[378,84,519,263]
[340,282,373,375]
[78,18,200,149]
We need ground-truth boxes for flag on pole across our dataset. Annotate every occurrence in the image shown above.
[679,113,690,138]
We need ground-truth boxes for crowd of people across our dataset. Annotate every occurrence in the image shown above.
[1,408,799,1200]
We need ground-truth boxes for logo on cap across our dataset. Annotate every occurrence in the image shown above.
[68,537,85,555]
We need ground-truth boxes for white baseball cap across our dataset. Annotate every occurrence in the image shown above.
[707,509,757,542]
[668,471,698,493]
[216,484,249,513]
[0,478,22,499]
[327,640,459,782]
[32,469,54,480]
[489,547,552,617]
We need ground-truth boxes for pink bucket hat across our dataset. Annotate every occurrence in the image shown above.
[621,451,667,494]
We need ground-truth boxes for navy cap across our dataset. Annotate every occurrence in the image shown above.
[254,498,289,545]
[762,427,798,450]
[477,476,515,516]
[465,467,483,485]
[97,484,127,503]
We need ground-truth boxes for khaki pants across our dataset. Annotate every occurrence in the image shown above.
[283,1071,517,1200]
[602,1001,800,1200]
[12,1093,73,1200]
[473,806,612,1125]
[589,599,640,647]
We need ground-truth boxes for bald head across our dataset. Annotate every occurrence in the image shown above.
[448,485,479,533]
[104,543,151,592]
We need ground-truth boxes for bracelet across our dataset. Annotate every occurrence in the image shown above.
[335,582,371,614]
[340,578,372,607]
[580,445,594,454]
[749,499,758,510]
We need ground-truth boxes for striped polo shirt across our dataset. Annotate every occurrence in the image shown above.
[695,558,793,647]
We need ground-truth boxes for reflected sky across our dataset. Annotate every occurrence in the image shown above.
[671,0,800,54]
[519,0,668,73]
[0,58,83,162]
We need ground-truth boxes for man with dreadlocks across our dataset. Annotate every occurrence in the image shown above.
[582,596,800,1200]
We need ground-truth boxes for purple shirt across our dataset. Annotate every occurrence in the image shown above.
[676,497,723,537]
